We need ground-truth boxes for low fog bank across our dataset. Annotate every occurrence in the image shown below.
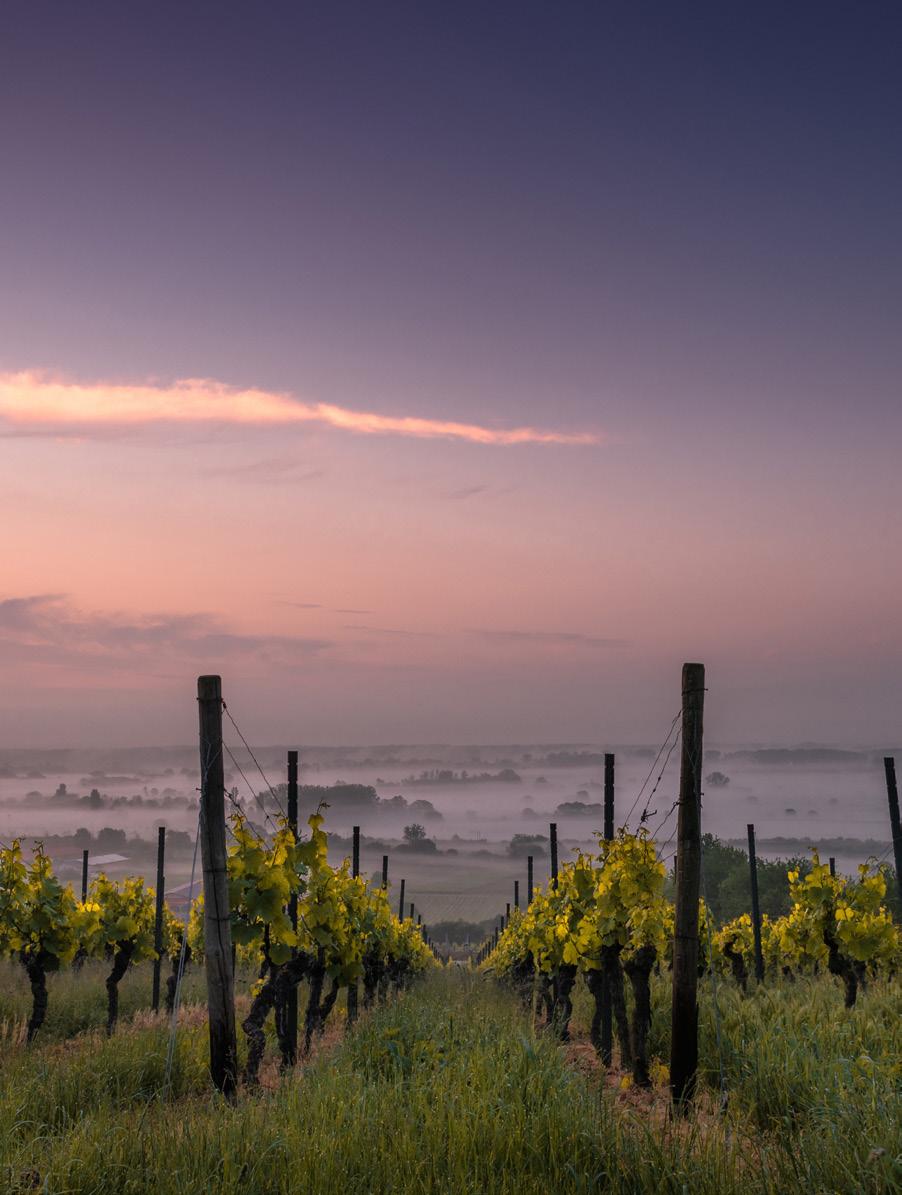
[1,742,896,922]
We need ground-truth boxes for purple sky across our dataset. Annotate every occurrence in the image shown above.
[1,2,900,746]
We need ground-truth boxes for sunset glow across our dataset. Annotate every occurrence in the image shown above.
[0,4,899,749]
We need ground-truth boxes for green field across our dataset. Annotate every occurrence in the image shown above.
[0,962,899,1194]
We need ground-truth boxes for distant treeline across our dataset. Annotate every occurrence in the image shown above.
[264,783,442,819]
[8,784,195,812]
[399,769,522,786]
[727,835,891,855]
[18,826,196,855]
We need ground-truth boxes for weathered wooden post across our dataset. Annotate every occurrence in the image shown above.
[600,751,615,1065]
[505,902,510,927]
[410,901,415,921]
[197,675,237,1100]
[670,662,705,1109]
[285,750,299,1064]
[527,855,534,903]
[382,855,389,889]
[81,849,89,902]
[151,826,166,1012]
[347,826,361,1024]
[550,823,558,888]
[398,878,406,920]
[514,879,520,911]
[829,856,836,877]
[747,823,765,982]
[884,758,902,916]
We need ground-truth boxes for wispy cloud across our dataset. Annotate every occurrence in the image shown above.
[276,601,322,610]
[204,458,325,484]
[444,484,490,500]
[468,629,628,648]
[0,594,333,675]
[333,608,373,615]
[0,371,600,447]
[343,625,439,638]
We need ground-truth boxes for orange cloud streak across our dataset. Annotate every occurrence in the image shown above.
[0,370,599,446]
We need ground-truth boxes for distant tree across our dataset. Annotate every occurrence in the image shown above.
[409,799,442,820]
[705,771,730,787]
[96,827,127,852]
[430,918,498,945]
[508,834,547,857]
[665,834,811,922]
[554,801,602,817]
[403,823,427,843]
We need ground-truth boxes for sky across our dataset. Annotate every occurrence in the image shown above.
[1,1,900,747]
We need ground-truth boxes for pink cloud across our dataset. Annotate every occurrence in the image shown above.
[0,370,600,447]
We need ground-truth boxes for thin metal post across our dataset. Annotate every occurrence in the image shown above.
[747,823,764,982]
[285,750,299,1064]
[151,826,166,1012]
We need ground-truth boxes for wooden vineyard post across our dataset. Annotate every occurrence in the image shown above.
[604,753,615,840]
[747,824,765,982]
[151,826,166,1012]
[285,750,299,1065]
[410,902,415,921]
[600,752,615,1065]
[514,879,520,911]
[81,849,89,902]
[829,857,836,877]
[505,902,510,927]
[884,758,902,917]
[398,878,406,920]
[550,823,558,889]
[417,913,422,928]
[527,855,534,904]
[197,675,238,1100]
[347,827,361,1025]
[669,662,705,1110]
[382,855,389,889]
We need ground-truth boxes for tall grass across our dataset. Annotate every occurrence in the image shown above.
[0,970,898,1194]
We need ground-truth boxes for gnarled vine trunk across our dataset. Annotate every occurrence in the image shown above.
[601,944,631,1067]
[242,962,278,1086]
[303,950,326,1054]
[824,928,857,1008]
[362,950,382,1009]
[21,951,49,1043]
[317,977,341,1034]
[623,945,656,1087]
[536,972,554,1025]
[274,953,312,1070]
[551,964,577,1041]
[585,968,606,1060]
[106,941,135,1035]
[722,941,748,992]
[165,943,192,1015]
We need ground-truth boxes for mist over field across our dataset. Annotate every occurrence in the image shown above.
[2,741,893,927]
